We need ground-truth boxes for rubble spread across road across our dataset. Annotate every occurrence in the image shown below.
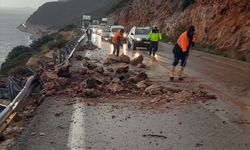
[40,40,216,111]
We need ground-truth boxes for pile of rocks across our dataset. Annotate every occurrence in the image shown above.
[41,54,152,98]
[41,53,216,106]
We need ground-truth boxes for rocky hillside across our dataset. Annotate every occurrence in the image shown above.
[26,0,121,28]
[111,0,250,62]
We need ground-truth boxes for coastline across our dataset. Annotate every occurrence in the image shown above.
[17,22,57,41]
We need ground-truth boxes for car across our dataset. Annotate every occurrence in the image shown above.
[109,25,125,41]
[102,26,111,40]
[127,26,151,50]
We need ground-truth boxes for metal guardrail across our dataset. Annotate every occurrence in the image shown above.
[68,33,86,60]
[0,33,86,134]
[52,33,86,64]
[0,75,36,134]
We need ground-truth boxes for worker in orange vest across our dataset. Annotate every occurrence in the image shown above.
[169,25,196,81]
[112,29,125,56]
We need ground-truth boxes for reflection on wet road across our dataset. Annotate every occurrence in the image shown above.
[92,34,172,80]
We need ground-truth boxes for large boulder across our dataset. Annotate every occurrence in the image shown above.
[82,60,97,70]
[80,67,88,75]
[119,54,130,64]
[56,64,71,78]
[137,63,147,69]
[131,55,143,66]
[94,66,104,74]
[83,89,100,98]
[104,54,120,65]
[85,78,102,89]
[115,63,129,73]
[129,72,148,83]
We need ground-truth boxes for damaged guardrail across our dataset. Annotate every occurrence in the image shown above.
[0,74,36,134]
[0,32,86,134]
[68,33,86,60]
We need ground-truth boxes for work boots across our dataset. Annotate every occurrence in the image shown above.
[169,66,176,81]
[178,67,185,80]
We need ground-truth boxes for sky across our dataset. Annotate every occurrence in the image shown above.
[0,0,56,9]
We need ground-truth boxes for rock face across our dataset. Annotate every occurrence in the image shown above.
[111,0,250,62]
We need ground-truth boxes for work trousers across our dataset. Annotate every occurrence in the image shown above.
[172,44,188,67]
[149,41,159,55]
[113,43,120,56]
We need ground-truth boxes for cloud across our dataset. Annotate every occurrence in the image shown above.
[0,0,56,8]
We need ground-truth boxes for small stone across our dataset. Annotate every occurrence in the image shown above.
[31,132,37,136]
[107,68,114,72]
[39,132,46,136]
[107,83,124,93]
[145,84,163,95]
[112,78,120,83]
[136,80,147,89]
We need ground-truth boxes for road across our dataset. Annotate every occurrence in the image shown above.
[9,34,250,150]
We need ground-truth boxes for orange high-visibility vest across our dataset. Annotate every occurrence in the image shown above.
[177,31,195,52]
[112,31,122,44]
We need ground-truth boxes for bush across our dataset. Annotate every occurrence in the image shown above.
[0,34,54,75]
[30,34,54,51]
[181,0,195,11]
[0,46,32,74]
[8,67,34,77]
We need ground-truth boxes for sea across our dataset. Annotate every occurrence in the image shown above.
[0,8,34,66]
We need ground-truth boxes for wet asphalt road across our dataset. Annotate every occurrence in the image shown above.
[9,34,250,150]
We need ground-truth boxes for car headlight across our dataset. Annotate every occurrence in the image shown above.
[97,29,102,34]
[123,33,127,38]
[136,37,142,41]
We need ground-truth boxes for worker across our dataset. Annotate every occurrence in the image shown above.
[86,26,92,41]
[147,27,162,56]
[112,29,125,56]
[169,25,196,81]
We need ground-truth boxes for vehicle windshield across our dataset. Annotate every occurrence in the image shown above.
[112,28,123,32]
[135,29,151,35]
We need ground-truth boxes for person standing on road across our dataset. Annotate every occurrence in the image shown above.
[86,26,92,41]
[147,27,162,57]
[112,29,125,56]
[169,25,196,81]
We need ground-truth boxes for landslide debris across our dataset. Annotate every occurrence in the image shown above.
[40,42,216,111]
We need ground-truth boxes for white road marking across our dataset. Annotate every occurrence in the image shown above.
[67,102,86,150]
